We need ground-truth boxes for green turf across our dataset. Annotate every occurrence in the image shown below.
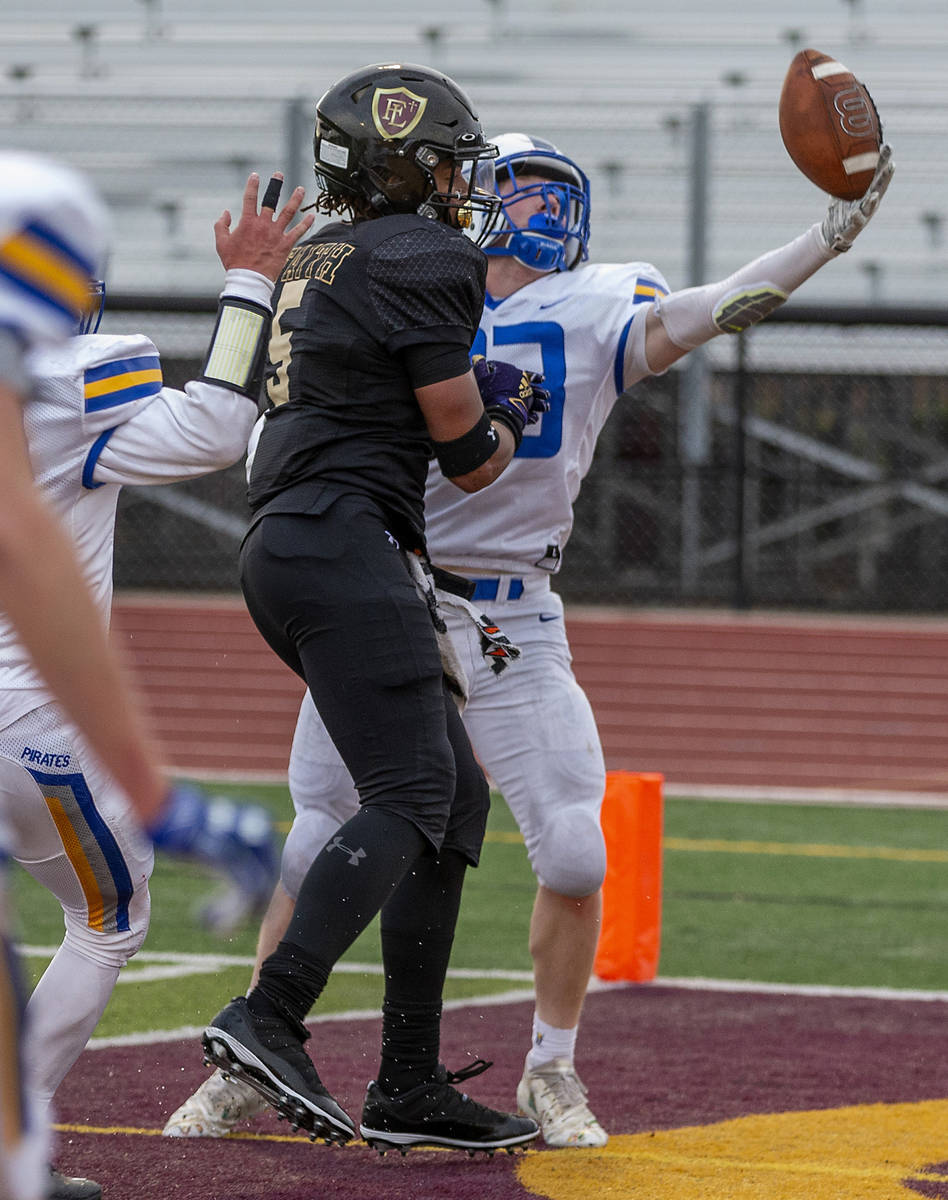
[660,797,948,989]
[13,785,948,1037]
[12,781,538,1036]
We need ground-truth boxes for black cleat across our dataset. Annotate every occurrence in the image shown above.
[47,1165,102,1200]
[359,1059,539,1155]
[202,995,354,1145]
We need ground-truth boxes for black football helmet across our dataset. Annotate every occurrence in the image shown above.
[313,62,501,245]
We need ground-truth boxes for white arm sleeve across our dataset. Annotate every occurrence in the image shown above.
[90,379,258,485]
[90,269,273,485]
[621,301,661,387]
[219,267,274,308]
[653,223,835,350]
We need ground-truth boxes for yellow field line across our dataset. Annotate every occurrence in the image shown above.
[664,837,948,863]
[52,1122,507,1156]
[53,1121,341,1145]
[278,821,948,861]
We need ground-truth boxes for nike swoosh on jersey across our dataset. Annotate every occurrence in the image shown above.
[538,613,561,622]
[537,297,572,311]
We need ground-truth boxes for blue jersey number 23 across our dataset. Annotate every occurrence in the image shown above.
[472,320,566,459]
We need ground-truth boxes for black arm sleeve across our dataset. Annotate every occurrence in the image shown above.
[402,343,472,389]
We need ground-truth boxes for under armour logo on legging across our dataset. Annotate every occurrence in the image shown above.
[326,835,367,866]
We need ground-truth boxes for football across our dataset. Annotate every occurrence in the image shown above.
[778,48,882,201]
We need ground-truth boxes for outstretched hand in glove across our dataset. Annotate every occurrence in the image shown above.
[147,783,279,934]
[472,354,550,448]
[820,143,894,253]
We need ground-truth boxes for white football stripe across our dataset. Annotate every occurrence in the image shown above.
[811,59,850,79]
[843,150,880,175]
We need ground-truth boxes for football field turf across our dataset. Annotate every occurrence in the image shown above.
[14,784,948,1036]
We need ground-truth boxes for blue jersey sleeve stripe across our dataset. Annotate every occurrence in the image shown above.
[614,278,670,391]
[84,355,162,412]
[614,315,635,395]
[82,426,118,489]
[84,378,162,412]
[634,279,669,302]
[84,354,161,385]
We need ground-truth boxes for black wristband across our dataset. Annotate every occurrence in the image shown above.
[484,404,524,450]
[432,410,500,477]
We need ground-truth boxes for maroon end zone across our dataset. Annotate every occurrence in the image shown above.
[53,984,948,1199]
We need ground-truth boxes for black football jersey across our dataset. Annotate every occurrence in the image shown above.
[247,213,487,548]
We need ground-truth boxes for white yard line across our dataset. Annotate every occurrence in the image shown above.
[21,945,534,982]
[19,944,942,1050]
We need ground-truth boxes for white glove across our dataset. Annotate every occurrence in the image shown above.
[820,144,894,254]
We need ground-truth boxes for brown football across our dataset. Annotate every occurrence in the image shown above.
[779,48,882,201]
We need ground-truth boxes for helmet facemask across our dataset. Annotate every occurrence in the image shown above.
[486,138,591,272]
[419,148,501,247]
[77,278,105,334]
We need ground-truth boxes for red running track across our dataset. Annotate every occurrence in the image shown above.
[111,595,948,794]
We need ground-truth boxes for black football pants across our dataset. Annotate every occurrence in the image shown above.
[240,495,489,1029]
[239,494,488,863]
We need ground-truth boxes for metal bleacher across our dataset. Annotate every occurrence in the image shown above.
[1,0,945,317]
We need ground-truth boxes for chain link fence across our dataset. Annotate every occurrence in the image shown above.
[565,308,948,612]
[106,299,948,614]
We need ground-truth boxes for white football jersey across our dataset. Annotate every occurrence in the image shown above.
[0,152,109,351]
[424,261,669,575]
[0,333,257,730]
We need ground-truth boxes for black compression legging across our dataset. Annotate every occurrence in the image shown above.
[239,496,488,1028]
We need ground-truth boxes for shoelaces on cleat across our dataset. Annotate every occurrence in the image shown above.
[533,1067,590,1116]
[423,1059,500,1121]
[443,1058,492,1085]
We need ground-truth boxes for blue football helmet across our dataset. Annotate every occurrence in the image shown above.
[485,132,590,272]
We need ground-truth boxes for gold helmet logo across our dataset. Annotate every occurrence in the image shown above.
[371,87,428,139]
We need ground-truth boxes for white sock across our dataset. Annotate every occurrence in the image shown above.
[526,1013,578,1071]
[25,942,119,1105]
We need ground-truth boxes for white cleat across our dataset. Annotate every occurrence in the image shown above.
[516,1057,608,1148]
[162,1067,268,1138]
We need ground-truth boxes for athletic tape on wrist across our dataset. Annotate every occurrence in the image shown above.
[199,297,270,399]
